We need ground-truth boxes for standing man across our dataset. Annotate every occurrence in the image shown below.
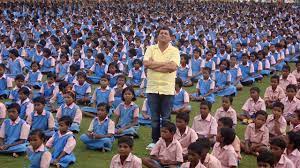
[143,27,180,149]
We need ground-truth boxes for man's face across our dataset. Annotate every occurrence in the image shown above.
[158,29,171,44]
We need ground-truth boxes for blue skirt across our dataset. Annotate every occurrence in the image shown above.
[215,85,237,96]
[51,153,76,168]
[80,134,114,151]
[87,76,101,84]
[114,126,139,137]
[0,143,28,153]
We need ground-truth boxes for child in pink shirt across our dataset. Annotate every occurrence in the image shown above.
[238,87,266,124]
[0,102,6,125]
[266,102,287,138]
[290,110,300,132]
[264,75,285,109]
[270,137,295,168]
[142,121,183,168]
[214,96,237,127]
[241,110,269,155]
[212,127,238,168]
[195,138,222,168]
[291,61,300,87]
[174,112,198,160]
[279,65,297,92]
[180,142,206,168]
[192,101,218,142]
[257,150,276,168]
[280,84,300,122]
[110,136,142,168]
[284,131,300,168]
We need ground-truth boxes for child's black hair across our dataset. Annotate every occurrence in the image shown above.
[220,128,236,145]
[76,71,87,79]
[287,131,300,150]
[219,59,230,70]
[101,74,110,81]
[218,117,234,128]
[132,59,142,67]
[187,141,204,156]
[108,62,120,73]
[202,67,211,74]
[162,121,177,134]
[33,96,46,105]
[255,110,268,120]
[250,87,260,94]
[60,53,69,61]
[282,65,291,72]
[7,103,21,114]
[0,63,5,69]
[270,137,286,150]
[69,64,80,72]
[29,129,45,141]
[200,101,212,111]
[118,136,134,148]
[128,48,137,56]
[175,78,183,88]
[257,150,275,167]
[286,84,297,92]
[65,91,76,100]
[270,75,280,82]
[47,73,56,79]
[18,87,30,96]
[273,102,284,111]
[43,48,51,56]
[222,95,233,104]
[15,74,25,81]
[58,116,73,127]
[31,61,40,68]
[97,102,109,113]
[176,112,190,124]
[121,86,136,101]
[117,74,126,81]
[196,138,211,150]
[59,81,69,92]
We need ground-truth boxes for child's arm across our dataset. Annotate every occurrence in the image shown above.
[53,137,76,164]
[119,117,138,131]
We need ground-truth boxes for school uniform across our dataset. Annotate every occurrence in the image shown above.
[111,84,127,108]
[176,64,191,86]
[107,73,122,88]
[150,137,183,166]
[291,70,300,82]
[274,154,295,168]
[128,68,146,86]
[0,74,13,97]
[188,56,203,82]
[49,91,65,110]
[0,102,6,121]
[251,60,263,79]
[213,70,237,96]
[56,62,70,80]
[261,59,271,76]
[242,97,266,118]
[26,110,55,137]
[279,74,297,92]
[25,70,43,88]
[263,86,285,103]
[228,65,242,85]
[270,51,285,71]
[7,57,25,77]
[56,103,82,132]
[83,57,95,70]
[173,88,191,112]
[40,56,55,73]
[244,123,269,147]
[0,117,29,153]
[180,161,206,168]
[114,102,139,137]
[135,78,147,97]
[39,82,58,100]
[174,126,198,155]
[17,98,34,120]
[202,153,222,168]
[138,98,152,126]
[80,117,115,151]
[70,59,84,70]
[214,106,237,126]
[27,144,52,168]
[46,131,76,168]
[64,73,77,85]
[280,97,300,119]
[191,113,218,139]
[192,77,215,103]
[212,142,238,168]
[284,149,300,168]
[266,114,287,136]
[110,153,142,168]
[201,59,216,72]
[239,62,255,85]
[72,82,91,100]
[9,86,21,102]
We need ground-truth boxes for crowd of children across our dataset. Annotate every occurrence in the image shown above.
[0,0,300,167]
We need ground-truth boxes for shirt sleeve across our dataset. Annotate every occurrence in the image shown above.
[0,122,5,138]
[171,48,180,66]
[48,113,55,129]
[46,136,54,148]
[73,108,82,124]
[133,106,139,118]
[89,64,95,72]
[51,58,55,66]
[258,62,263,71]
[261,129,269,146]
[91,89,97,102]
[55,64,60,73]
[150,140,161,156]
[56,106,62,119]
[265,60,270,69]
[141,70,146,79]
[108,120,115,134]
[228,150,238,167]
[19,58,25,68]
[210,119,218,136]
[249,63,254,73]
[63,136,76,154]
[237,67,242,77]
[0,103,6,119]
[20,122,30,140]
[108,90,114,102]
[7,77,13,88]
[183,90,189,103]
[26,103,34,118]
[176,143,184,162]
[128,70,133,78]
[114,105,120,116]
[40,151,51,168]
[210,80,215,90]
[26,113,33,125]
[227,72,231,82]
[86,85,92,94]
[244,125,250,141]
[87,119,95,132]
[242,99,250,111]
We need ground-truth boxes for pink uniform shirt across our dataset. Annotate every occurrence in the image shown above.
[191,113,218,138]
[212,142,238,168]
[244,123,269,146]
[110,153,142,168]
[174,126,198,155]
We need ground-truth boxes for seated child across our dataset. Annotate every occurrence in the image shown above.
[264,75,286,108]
[0,101,6,125]
[39,73,58,102]
[9,74,25,102]
[174,112,198,160]
[212,128,238,168]
[190,67,215,104]
[7,49,25,77]
[180,142,206,168]
[80,103,115,151]
[138,98,152,126]
[82,75,114,115]
[111,75,127,108]
[72,71,91,105]
[280,84,300,121]
[258,50,272,76]
[291,61,300,86]
[128,59,146,87]
[284,131,300,167]
[0,103,29,156]
[290,110,300,132]
[56,91,82,133]
[188,48,203,83]
[64,64,79,85]
[257,150,275,168]
[25,61,43,89]
[228,56,243,91]
[17,87,34,120]
[88,53,107,84]
[279,65,297,92]
[196,138,222,167]
[176,54,192,87]
[49,81,70,112]
[201,51,216,73]
[249,52,263,80]
[218,117,241,160]
[270,137,295,167]
[172,78,191,114]
[27,129,51,168]
[266,102,287,138]
[239,53,255,86]
[241,110,269,155]
[114,87,139,137]
[0,63,13,99]
[142,121,183,168]
[238,87,266,124]
[46,116,76,168]
[27,97,55,138]
[213,59,237,96]
[106,62,122,88]
[110,136,142,168]
[135,71,147,98]
[191,101,217,142]
[214,96,237,127]
[39,48,55,74]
